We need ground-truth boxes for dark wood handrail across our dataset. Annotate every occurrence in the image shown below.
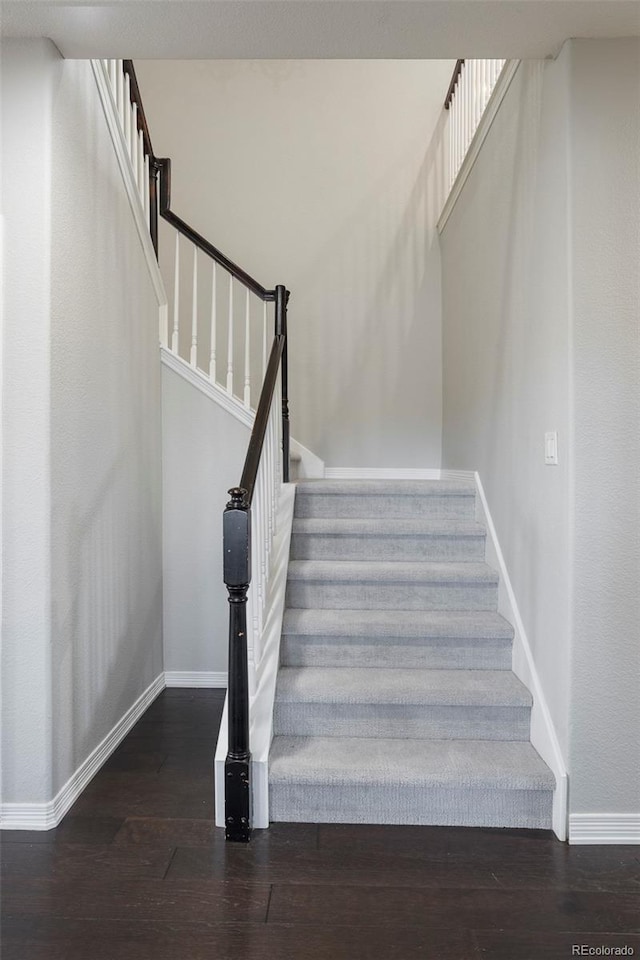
[156,158,275,301]
[444,59,465,110]
[122,61,274,301]
[239,336,285,502]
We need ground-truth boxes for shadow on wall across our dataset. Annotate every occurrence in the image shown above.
[292,110,449,468]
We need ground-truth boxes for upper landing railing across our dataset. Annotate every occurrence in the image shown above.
[97,58,290,843]
[443,58,507,199]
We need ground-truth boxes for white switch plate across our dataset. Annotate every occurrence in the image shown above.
[544,431,558,465]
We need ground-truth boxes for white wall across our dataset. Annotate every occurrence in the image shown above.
[136,59,454,469]
[568,39,640,816]
[162,365,249,675]
[1,43,164,807]
[1,39,58,805]
[440,41,640,818]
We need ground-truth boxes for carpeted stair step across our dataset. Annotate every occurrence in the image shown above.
[294,479,476,520]
[286,560,499,611]
[274,666,531,740]
[269,736,554,828]
[290,517,486,561]
[281,609,514,670]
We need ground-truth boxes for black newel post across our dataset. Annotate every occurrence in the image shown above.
[223,487,252,842]
[275,285,290,483]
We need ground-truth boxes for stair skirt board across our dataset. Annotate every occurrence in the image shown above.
[267,477,557,833]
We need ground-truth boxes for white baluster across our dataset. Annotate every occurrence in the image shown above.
[116,61,124,125]
[171,232,180,354]
[137,128,145,201]
[123,73,132,158]
[143,152,150,223]
[262,302,268,381]
[190,245,198,367]
[226,278,234,395]
[474,60,481,131]
[244,288,251,408]
[109,59,117,94]
[209,261,217,380]
[480,59,487,112]
[131,102,139,176]
[259,459,267,621]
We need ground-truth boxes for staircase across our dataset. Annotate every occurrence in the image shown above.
[269,479,555,828]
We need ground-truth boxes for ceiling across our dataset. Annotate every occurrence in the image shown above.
[2,0,639,59]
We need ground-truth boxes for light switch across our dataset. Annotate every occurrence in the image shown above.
[544,431,558,465]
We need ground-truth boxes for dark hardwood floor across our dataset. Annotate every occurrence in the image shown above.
[2,689,639,959]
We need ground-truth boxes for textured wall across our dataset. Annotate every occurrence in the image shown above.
[161,365,250,674]
[441,40,640,817]
[440,54,573,762]
[1,45,164,804]
[568,39,640,815]
[1,39,58,804]
[136,59,454,469]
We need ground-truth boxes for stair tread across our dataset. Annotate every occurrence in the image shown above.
[269,736,555,790]
[292,518,485,537]
[275,666,531,707]
[282,608,513,639]
[295,479,476,496]
[288,560,498,584]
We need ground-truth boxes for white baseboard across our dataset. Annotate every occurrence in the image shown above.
[290,437,325,479]
[569,814,640,845]
[324,467,441,480]
[161,347,255,429]
[0,673,165,831]
[474,472,569,841]
[439,469,476,482]
[164,671,227,688]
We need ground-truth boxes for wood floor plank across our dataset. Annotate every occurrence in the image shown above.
[166,844,503,889]
[2,877,270,923]
[112,818,316,850]
[267,883,640,933]
[473,930,640,959]
[0,816,124,846]
[1,842,175,880]
[0,918,479,960]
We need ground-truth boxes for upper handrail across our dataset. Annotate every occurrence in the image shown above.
[444,59,465,110]
[122,60,274,302]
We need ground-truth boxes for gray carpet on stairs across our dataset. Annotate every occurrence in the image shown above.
[269,479,555,829]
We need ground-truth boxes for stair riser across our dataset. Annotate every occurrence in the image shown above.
[290,533,486,562]
[294,495,475,521]
[269,785,553,829]
[286,581,498,611]
[280,637,513,670]
[274,704,531,741]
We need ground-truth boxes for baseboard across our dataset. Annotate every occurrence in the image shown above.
[161,347,255,429]
[439,469,476,482]
[324,467,441,480]
[164,671,227,688]
[474,472,569,841]
[290,437,325,479]
[0,673,165,831]
[569,814,640,845]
